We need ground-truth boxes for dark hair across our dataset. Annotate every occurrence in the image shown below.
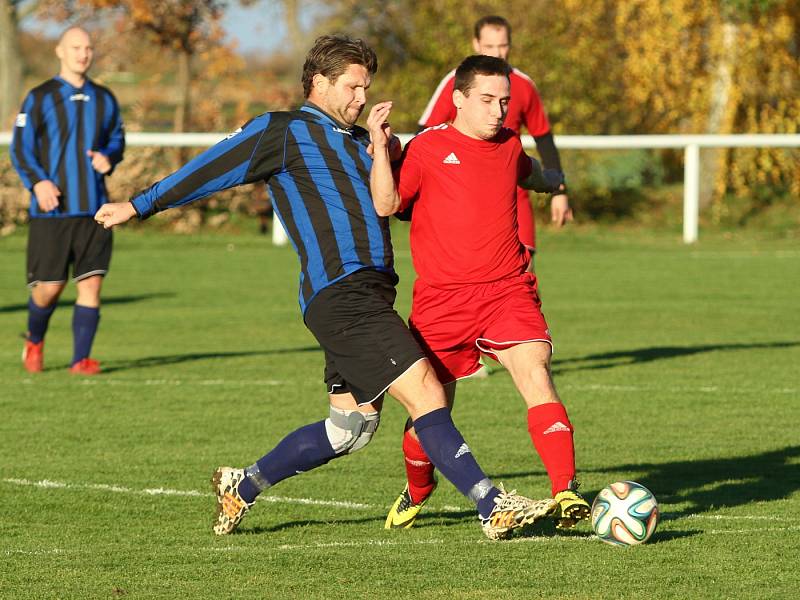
[301,35,378,98]
[473,15,512,45]
[453,55,512,96]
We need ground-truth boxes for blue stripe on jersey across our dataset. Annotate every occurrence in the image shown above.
[320,126,386,266]
[62,86,81,215]
[269,173,328,303]
[289,121,359,268]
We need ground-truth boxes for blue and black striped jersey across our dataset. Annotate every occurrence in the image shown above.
[130,103,395,313]
[10,76,125,218]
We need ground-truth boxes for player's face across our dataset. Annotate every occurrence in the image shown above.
[56,29,93,78]
[316,64,371,126]
[453,73,510,140]
[473,26,511,61]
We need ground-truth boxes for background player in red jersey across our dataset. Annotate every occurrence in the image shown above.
[370,55,590,531]
[418,15,572,263]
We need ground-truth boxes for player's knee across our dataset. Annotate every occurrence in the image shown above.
[325,406,380,455]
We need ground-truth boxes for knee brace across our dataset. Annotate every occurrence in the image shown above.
[325,406,380,455]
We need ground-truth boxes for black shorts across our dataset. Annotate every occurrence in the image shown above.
[27,217,113,286]
[304,269,426,406]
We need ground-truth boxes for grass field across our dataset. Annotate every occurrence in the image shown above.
[1,224,799,599]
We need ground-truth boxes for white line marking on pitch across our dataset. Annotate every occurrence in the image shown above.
[1,478,370,509]
[3,549,66,556]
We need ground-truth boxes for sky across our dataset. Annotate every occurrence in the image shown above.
[22,1,323,57]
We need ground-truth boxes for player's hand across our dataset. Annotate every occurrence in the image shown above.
[32,180,61,212]
[367,101,394,152]
[551,193,573,227]
[94,201,137,229]
[87,150,112,174]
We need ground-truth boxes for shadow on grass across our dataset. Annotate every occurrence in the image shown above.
[0,292,176,314]
[551,341,800,375]
[589,445,800,519]
[100,346,321,373]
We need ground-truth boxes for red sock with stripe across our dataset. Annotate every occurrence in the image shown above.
[527,402,576,496]
[403,428,436,504]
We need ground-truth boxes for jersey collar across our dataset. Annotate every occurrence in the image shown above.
[301,102,354,135]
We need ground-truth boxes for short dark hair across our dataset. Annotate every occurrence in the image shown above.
[301,35,378,98]
[453,55,512,96]
[473,15,512,45]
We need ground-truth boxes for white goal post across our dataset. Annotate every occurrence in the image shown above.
[2,132,798,244]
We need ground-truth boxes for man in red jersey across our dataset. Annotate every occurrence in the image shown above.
[369,55,590,531]
[418,15,572,260]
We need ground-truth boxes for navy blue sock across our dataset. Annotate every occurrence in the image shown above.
[238,420,337,503]
[27,298,56,343]
[413,407,499,519]
[72,304,100,365]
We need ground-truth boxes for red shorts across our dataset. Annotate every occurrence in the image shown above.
[409,272,552,384]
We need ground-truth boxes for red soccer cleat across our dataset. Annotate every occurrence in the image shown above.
[69,358,101,375]
[22,339,44,373]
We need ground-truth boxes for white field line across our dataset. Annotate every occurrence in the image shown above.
[4,477,798,524]
[19,379,286,386]
[13,378,798,395]
[3,548,66,556]
[0,478,370,509]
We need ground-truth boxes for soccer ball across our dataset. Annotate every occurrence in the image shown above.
[591,481,659,546]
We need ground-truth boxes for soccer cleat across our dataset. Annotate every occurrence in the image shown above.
[69,358,101,375]
[22,339,44,373]
[554,483,591,530]
[481,484,557,540]
[211,466,253,535]
[384,482,437,529]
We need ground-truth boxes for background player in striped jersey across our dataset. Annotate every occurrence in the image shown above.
[94,35,556,540]
[371,55,591,531]
[419,15,572,264]
[11,26,125,375]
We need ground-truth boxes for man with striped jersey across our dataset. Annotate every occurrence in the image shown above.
[11,26,125,375]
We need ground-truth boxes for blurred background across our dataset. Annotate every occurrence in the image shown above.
[1,0,798,236]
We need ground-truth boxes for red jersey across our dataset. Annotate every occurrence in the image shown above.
[396,124,533,288]
[418,67,551,137]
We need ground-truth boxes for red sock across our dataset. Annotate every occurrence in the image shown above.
[403,429,436,504]
[527,402,576,496]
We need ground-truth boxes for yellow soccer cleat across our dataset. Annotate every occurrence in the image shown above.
[385,482,436,529]
[554,484,591,530]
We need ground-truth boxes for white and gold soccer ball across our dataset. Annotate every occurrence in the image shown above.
[591,481,659,546]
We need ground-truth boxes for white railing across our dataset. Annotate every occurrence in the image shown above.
[3,132,798,244]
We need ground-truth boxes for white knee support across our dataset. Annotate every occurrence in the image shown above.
[325,406,380,455]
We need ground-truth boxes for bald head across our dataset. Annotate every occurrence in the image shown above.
[56,27,93,84]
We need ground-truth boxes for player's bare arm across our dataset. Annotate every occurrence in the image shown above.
[550,192,573,227]
[94,201,137,229]
[518,155,564,194]
[32,180,61,212]
[367,101,402,217]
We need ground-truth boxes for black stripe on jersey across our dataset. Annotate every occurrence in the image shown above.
[36,85,53,184]
[93,87,106,150]
[269,177,314,304]
[152,133,261,213]
[284,127,343,283]
[52,86,71,212]
[306,124,372,268]
[246,113,288,180]
[75,95,89,213]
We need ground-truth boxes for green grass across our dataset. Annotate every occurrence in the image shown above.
[1,225,799,599]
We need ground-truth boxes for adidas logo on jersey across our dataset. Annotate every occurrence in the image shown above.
[442,152,460,165]
[543,421,571,435]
